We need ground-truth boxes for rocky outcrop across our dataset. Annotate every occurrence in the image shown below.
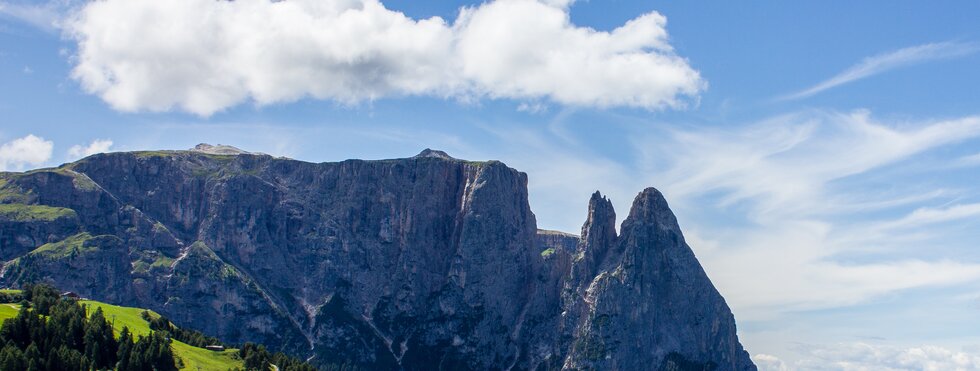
[561,189,753,370]
[189,143,256,156]
[0,146,754,370]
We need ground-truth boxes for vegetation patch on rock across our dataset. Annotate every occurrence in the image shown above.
[0,204,75,222]
[28,233,105,259]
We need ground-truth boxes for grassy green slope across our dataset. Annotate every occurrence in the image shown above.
[0,303,20,322]
[79,300,244,371]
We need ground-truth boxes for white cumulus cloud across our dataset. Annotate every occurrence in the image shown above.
[67,139,113,160]
[753,353,789,371]
[65,0,703,116]
[764,343,980,371]
[0,134,54,171]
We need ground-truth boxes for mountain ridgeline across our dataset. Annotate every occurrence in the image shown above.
[0,145,755,370]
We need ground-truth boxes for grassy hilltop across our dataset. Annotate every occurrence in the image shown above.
[0,289,243,371]
[81,300,243,371]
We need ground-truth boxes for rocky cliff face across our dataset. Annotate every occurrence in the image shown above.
[0,146,754,370]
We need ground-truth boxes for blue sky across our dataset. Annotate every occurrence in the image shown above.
[3,0,980,369]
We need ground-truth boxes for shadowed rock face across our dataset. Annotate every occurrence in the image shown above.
[0,148,755,370]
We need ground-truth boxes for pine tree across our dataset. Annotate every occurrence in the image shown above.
[83,307,118,369]
[116,326,133,371]
[24,343,40,371]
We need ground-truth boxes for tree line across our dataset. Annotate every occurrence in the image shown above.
[234,342,319,371]
[142,311,222,349]
[142,310,319,371]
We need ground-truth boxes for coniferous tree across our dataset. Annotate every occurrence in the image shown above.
[23,284,59,316]
[116,326,133,371]
[24,343,40,371]
[84,306,118,368]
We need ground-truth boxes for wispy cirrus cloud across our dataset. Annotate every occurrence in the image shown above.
[779,41,978,101]
[875,203,980,231]
[955,152,980,167]
[0,0,75,33]
[656,111,980,218]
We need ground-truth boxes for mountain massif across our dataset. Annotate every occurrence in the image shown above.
[0,145,755,370]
